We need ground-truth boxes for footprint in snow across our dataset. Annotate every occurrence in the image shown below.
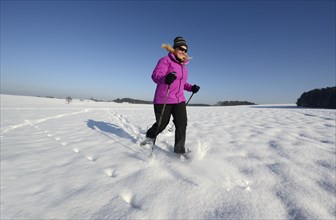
[47,134,53,137]
[236,179,251,191]
[225,178,251,192]
[47,134,60,140]
[73,148,80,153]
[104,168,117,177]
[86,155,96,161]
[120,191,140,209]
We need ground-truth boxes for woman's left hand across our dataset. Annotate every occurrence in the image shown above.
[192,85,200,93]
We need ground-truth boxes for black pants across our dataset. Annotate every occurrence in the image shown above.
[146,102,187,153]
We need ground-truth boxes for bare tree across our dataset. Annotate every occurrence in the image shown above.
[66,96,72,104]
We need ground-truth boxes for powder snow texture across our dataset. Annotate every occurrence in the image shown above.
[1,94,335,219]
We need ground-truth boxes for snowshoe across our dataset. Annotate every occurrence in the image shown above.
[176,149,192,160]
[140,137,154,146]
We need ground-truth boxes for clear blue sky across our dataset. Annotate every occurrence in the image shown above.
[1,0,335,104]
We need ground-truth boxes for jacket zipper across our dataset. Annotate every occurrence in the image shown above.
[175,64,183,103]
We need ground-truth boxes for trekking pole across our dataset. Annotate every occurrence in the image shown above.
[150,84,171,156]
[168,92,195,132]
[186,92,195,105]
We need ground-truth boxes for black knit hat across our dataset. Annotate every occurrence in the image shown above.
[173,36,188,49]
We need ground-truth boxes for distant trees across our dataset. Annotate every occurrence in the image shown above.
[66,96,72,104]
[113,98,152,104]
[296,87,336,109]
[216,101,256,106]
[90,97,105,102]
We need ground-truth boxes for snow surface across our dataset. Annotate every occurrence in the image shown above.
[1,94,335,219]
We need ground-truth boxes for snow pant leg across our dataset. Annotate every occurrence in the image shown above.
[146,104,172,139]
[171,102,187,154]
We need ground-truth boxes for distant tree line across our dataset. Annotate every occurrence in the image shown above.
[188,103,211,106]
[90,97,105,102]
[113,98,152,104]
[297,87,336,109]
[215,101,256,106]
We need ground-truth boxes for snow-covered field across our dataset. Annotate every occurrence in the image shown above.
[1,94,335,219]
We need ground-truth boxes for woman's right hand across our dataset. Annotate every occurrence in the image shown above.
[165,72,177,85]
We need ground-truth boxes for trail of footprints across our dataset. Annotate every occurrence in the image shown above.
[26,120,143,209]
[27,120,118,178]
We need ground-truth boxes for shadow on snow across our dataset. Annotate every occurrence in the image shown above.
[86,119,136,143]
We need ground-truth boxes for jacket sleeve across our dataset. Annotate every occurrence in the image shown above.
[152,57,169,84]
[184,83,193,92]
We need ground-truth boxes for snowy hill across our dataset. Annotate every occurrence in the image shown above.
[1,94,335,219]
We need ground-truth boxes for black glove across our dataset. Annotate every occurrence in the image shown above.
[165,72,177,85]
[192,85,200,93]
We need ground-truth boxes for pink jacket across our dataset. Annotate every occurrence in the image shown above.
[152,53,193,104]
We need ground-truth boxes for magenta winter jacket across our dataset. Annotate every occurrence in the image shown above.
[152,53,193,104]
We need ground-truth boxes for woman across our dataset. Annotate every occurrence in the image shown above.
[142,36,200,157]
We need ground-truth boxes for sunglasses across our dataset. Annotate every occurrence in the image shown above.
[177,47,188,53]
